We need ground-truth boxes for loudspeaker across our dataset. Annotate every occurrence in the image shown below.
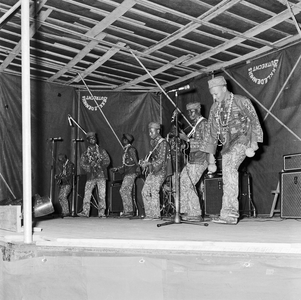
[283,153,301,171]
[108,182,123,214]
[281,171,301,218]
[204,176,223,215]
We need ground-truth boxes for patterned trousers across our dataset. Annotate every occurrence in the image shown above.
[142,173,165,218]
[220,143,247,221]
[58,184,72,215]
[81,178,106,217]
[120,173,137,213]
[180,161,208,217]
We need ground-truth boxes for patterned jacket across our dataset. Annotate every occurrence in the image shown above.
[202,94,263,155]
[56,159,75,186]
[119,144,139,175]
[148,135,171,177]
[80,144,110,180]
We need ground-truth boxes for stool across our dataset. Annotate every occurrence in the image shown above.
[270,181,280,217]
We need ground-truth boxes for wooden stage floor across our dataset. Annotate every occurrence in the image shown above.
[1,215,301,257]
[1,215,301,300]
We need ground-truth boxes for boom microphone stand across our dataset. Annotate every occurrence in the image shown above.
[157,91,208,228]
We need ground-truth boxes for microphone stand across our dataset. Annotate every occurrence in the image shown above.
[71,138,84,217]
[157,91,208,228]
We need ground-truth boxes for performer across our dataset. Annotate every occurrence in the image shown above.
[140,122,172,220]
[55,153,75,218]
[78,132,110,218]
[178,102,209,221]
[112,133,140,217]
[204,76,263,225]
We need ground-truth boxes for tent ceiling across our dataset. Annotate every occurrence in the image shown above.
[1,0,301,91]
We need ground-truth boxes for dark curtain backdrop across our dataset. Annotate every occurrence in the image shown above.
[1,43,301,215]
[0,73,76,208]
[77,91,175,172]
[172,44,301,214]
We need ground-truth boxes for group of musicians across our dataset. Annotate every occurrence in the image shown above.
[55,76,263,225]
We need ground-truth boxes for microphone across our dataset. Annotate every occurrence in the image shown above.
[49,137,62,141]
[68,115,73,127]
[168,83,195,93]
[72,138,84,142]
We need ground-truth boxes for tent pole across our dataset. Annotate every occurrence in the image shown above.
[222,69,301,142]
[22,0,33,243]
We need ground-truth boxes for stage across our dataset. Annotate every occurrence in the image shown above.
[1,215,301,300]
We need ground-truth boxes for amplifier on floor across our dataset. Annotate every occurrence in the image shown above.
[283,153,301,171]
[280,171,301,218]
[204,176,223,216]
[108,182,123,214]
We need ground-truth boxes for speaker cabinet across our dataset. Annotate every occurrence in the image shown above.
[108,182,123,214]
[281,171,301,218]
[283,153,301,171]
[204,173,252,217]
[204,176,223,216]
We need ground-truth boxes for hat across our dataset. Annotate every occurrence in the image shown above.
[148,122,161,129]
[186,102,201,110]
[208,76,227,89]
[122,133,134,144]
[86,132,96,139]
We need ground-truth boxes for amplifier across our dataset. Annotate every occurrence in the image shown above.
[281,171,301,218]
[283,153,301,171]
[204,176,223,216]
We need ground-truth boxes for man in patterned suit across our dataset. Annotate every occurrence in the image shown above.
[140,122,172,220]
[112,133,140,217]
[78,132,110,218]
[204,76,263,225]
[55,153,75,218]
[178,102,209,221]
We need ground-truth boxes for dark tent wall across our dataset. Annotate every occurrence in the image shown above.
[0,73,76,206]
[228,43,301,215]
[0,75,175,211]
[76,91,174,171]
[171,43,301,215]
[1,42,301,215]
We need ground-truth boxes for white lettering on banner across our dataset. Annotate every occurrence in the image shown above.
[82,95,108,111]
[248,59,279,85]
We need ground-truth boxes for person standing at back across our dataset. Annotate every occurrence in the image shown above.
[178,102,209,221]
[55,153,75,218]
[140,122,172,220]
[112,133,140,217]
[78,132,110,218]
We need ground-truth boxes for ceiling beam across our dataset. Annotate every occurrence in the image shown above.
[47,0,136,82]
[0,0,48,72]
